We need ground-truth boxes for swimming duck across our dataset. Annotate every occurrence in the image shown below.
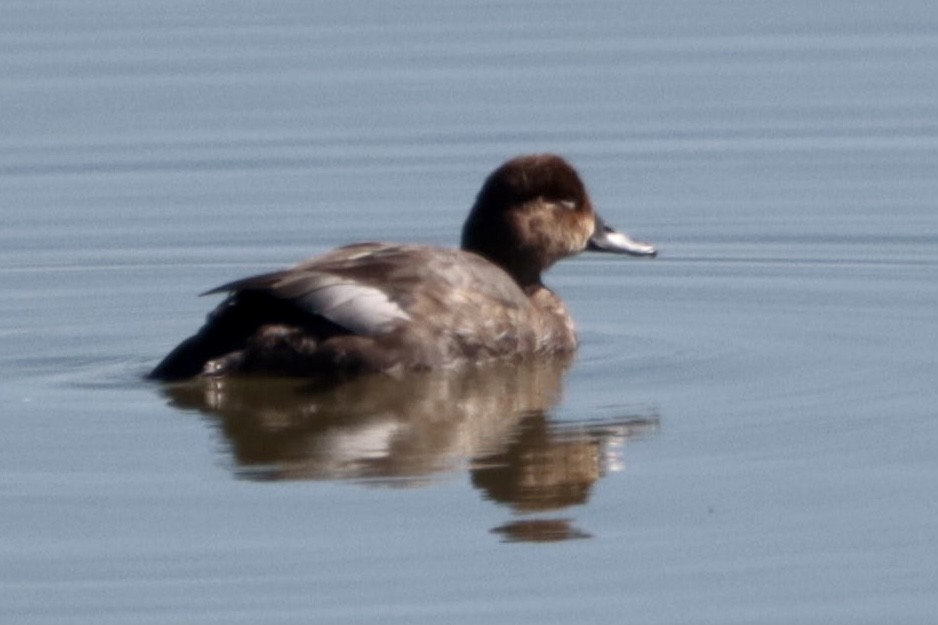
[149,153,656,381]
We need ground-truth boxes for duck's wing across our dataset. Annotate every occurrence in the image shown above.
[202,249,413,337]
[202,243,526,338]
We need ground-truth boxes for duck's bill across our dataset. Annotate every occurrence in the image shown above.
[588,216,658,257]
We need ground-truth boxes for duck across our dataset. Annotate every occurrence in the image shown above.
[148,153,657,381]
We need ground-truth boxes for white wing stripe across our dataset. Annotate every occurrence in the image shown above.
[297,281,410,336]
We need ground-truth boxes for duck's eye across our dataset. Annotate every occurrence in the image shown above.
[558,199,578,211]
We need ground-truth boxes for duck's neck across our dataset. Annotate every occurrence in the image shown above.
[465,245,543,291]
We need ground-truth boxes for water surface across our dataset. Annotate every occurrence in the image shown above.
[2,1,938,623]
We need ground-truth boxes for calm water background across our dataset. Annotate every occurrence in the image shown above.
[2,1,938,622]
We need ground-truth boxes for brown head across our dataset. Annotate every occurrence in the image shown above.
[461,154,656,288]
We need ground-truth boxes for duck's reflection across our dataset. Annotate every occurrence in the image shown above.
[491,518,592,543]
[160,356,658,541]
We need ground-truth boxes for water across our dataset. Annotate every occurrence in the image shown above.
[2,1,938,622]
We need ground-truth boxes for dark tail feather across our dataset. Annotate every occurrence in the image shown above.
[148,333,223,381]
[148,295,262,381]
[147,291,345,381]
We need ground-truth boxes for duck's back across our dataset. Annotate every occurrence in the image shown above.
[148,243,577,380]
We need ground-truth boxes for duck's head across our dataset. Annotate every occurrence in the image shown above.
[461,154,657,287]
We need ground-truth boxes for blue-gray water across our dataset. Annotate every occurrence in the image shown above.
[2,1,937,623]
